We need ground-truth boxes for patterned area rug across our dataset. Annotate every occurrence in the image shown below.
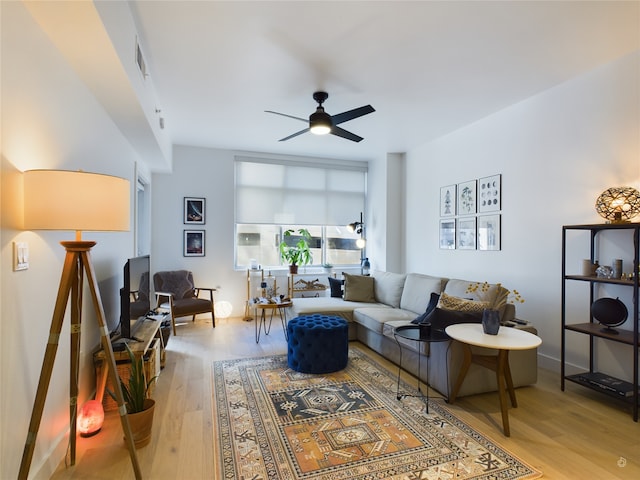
[212,349,542,480]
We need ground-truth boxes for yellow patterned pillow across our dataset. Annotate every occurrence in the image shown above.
[437,292,489,313]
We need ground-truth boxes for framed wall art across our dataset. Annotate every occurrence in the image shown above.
[477,214,501,251]
[439,219,456,249]
[457,180,477,215]
[456,217,477,250]
[184,197,205,224]
[440,185,456,216]
[184,230,205,257]
[478,174,501,212]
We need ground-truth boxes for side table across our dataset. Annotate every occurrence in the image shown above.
[445,323,541,436]
[253,301,292,343]
[394,325,450,413]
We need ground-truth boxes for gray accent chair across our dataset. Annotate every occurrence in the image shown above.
[153,270,216,335]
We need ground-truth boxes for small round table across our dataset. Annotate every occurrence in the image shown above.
[394,325,450,413]
[445,323,541,437]
[253,301,292,343]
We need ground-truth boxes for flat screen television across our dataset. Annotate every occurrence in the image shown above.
[119,255,151,339]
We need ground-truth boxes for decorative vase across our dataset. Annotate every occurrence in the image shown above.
[482,309,500,335]
[289,265,298,274]
[125,399,155,448]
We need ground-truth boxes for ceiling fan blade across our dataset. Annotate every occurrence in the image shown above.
[331,126,363,143]
[331,105,375,125]
[279,128,310,142]
[265,110,308,123]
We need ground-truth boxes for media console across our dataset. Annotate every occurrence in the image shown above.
[94,315,168,411]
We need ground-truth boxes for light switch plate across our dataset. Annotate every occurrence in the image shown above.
[13,242,29,271]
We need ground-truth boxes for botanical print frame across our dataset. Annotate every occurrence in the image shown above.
[184,230,205,257]
[440,185,456,217]
[478,174,501,212]
[456,217,477,250]
[457,180,477,215]
[439,219,456,249]
[184,197,205,224]
[477,214,501,251]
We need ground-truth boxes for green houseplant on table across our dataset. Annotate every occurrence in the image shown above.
[108,344,157,448]
[279,228,313,273]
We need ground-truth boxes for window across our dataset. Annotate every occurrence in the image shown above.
[236,224,363,269]
[235,155,367,269]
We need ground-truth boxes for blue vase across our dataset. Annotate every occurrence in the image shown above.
[482,309,500,335]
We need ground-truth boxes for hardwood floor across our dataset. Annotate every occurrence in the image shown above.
[52,316,640,479]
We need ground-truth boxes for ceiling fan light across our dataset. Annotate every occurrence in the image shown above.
[309,109,332,135]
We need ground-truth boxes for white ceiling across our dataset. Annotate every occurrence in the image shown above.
[118,1,640,162]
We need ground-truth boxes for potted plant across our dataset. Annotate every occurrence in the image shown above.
[108,344,157,448]
[279,228,313,273]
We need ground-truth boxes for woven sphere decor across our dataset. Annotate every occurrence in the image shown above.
[595,186,640,223]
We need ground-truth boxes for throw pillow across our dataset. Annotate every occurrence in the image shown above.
[427,307,483,331]
[411,292,441,324]
[343,273,376,302]
[328,277,344,298]
[437,292,489,313]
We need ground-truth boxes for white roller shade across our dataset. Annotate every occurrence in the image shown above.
[235,156,367,226]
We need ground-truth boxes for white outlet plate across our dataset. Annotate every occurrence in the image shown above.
[13,242,29,271]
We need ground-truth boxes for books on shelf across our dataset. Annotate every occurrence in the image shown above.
[576,372,637,398]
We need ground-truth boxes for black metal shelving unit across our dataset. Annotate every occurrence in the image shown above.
[561,223,639,421]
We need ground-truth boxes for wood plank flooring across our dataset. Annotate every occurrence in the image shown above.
[51,316,640,479]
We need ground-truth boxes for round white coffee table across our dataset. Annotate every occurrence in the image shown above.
[445,323,541,437]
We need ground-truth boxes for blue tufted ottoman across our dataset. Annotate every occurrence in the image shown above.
[287,314,349,374]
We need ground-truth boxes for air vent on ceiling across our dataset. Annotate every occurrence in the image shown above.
[135,38,147,79]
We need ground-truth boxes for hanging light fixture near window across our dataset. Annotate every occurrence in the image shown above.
[347,212,368,272]
[595,187,640,223]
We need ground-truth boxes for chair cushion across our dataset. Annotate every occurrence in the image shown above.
[154,270,194,299]
[172,298,212,316]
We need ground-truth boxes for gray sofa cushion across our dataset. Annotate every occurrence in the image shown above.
[372,271,406,308]
[353,307,415,335]
[399,273,447,314]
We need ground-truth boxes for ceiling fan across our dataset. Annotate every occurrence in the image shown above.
[265,91,375,143]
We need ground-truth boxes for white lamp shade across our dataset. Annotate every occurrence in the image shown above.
[24,170,130,232]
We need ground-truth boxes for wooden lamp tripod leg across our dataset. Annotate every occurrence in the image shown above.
[18,243,142,480]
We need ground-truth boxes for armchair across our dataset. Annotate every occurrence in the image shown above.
[153,270,216,335]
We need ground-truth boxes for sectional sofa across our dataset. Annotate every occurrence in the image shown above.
[289,271,538,399]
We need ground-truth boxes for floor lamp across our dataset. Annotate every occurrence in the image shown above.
[19,170,142,480]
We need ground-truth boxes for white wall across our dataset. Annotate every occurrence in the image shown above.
[1,3,141,478]
[151,146,234,309]
[405,51,640,377]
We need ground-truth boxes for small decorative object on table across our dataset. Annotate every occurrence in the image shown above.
[595,265,614,279]
[482,309,501,335]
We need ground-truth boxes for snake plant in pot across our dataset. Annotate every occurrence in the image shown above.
[279,228,313,273]
[108,344,157,448]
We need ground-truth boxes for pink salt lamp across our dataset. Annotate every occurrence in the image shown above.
[77,399,104,437]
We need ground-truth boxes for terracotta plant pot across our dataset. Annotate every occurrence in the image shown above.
[125,398,155,448]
